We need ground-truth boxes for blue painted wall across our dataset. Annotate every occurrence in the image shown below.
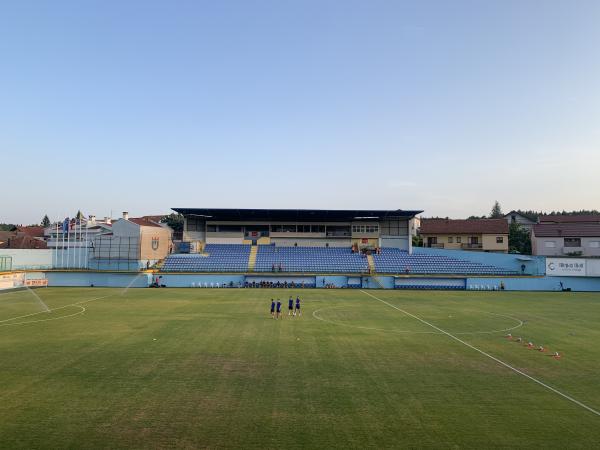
[395,277,466,288]
[159,274,246,288]
[38,271,600,292]
[466,276,600,292]
[46,271,151,287]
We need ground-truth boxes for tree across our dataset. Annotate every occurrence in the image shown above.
[75,210,84,220]
[489,201,503,219]
[412,234,423,248]
[41,215,50,227]
[508,222,531,255]
[161,213,184,232]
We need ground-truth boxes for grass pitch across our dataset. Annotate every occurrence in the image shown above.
[1,287,599,449]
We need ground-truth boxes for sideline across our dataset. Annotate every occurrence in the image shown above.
[361,289,600,418]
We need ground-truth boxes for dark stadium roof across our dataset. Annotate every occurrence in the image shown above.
[171,208,422,222]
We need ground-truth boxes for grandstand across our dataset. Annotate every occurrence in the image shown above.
[373,248,518,275]
[156,208,521,280]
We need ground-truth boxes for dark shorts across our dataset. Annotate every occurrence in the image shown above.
[289,305,293,310]
[270,308,275,313]
[295,305,300,309]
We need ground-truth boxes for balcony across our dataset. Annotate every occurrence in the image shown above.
[461,243,483,250]
[428,243,445,249]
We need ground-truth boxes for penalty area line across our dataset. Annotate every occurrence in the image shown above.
[360,290,600,418]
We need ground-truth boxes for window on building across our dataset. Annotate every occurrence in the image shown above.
[470,236,479,244]
[496,236,504,243]
[590,241,600,248]
[456,236,462,243]
[448,237,453,243]
[380,218,406,236]
[544,241,556,248]
[218,225,242,232]
[206,225,217,232]
[311,225,325,233]
[564,238,581,247]
[297,225,311,233]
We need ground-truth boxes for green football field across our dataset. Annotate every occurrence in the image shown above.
[1,287,599,449]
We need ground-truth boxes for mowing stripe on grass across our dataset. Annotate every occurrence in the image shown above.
[361,290,600,418]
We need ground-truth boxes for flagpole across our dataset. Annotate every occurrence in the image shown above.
[61,218,65,268]
[77,216,81,269]
[67,220,71,268]
[55,219,59,269]
[85,218,89,269]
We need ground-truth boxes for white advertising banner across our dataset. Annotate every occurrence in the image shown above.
[0,272,25,290]
[546,258,587,277]
[586,259,600,277]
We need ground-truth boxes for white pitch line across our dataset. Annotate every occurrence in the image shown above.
[0,306,86,327]
[360,290,600,418]
[0,294,113,324]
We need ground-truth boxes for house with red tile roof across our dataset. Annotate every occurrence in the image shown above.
[532,221,600,257]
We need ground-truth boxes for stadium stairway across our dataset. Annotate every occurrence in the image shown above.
[248,246,258,272]
[366,254,375,274]
[368,274,384,289]
[366,254,385,288]
[152,259,165,271]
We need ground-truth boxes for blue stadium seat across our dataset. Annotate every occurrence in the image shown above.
[254,246,368,273]
[161,244,251,272]
[373,248,517,275]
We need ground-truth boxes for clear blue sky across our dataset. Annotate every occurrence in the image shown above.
[2,0,599,224]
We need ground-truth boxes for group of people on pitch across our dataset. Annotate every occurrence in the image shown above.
[270,296,301,319]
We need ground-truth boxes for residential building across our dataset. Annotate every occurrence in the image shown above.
[532,219,600,257]
[420,219,509,253]
[504,211,537,231]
